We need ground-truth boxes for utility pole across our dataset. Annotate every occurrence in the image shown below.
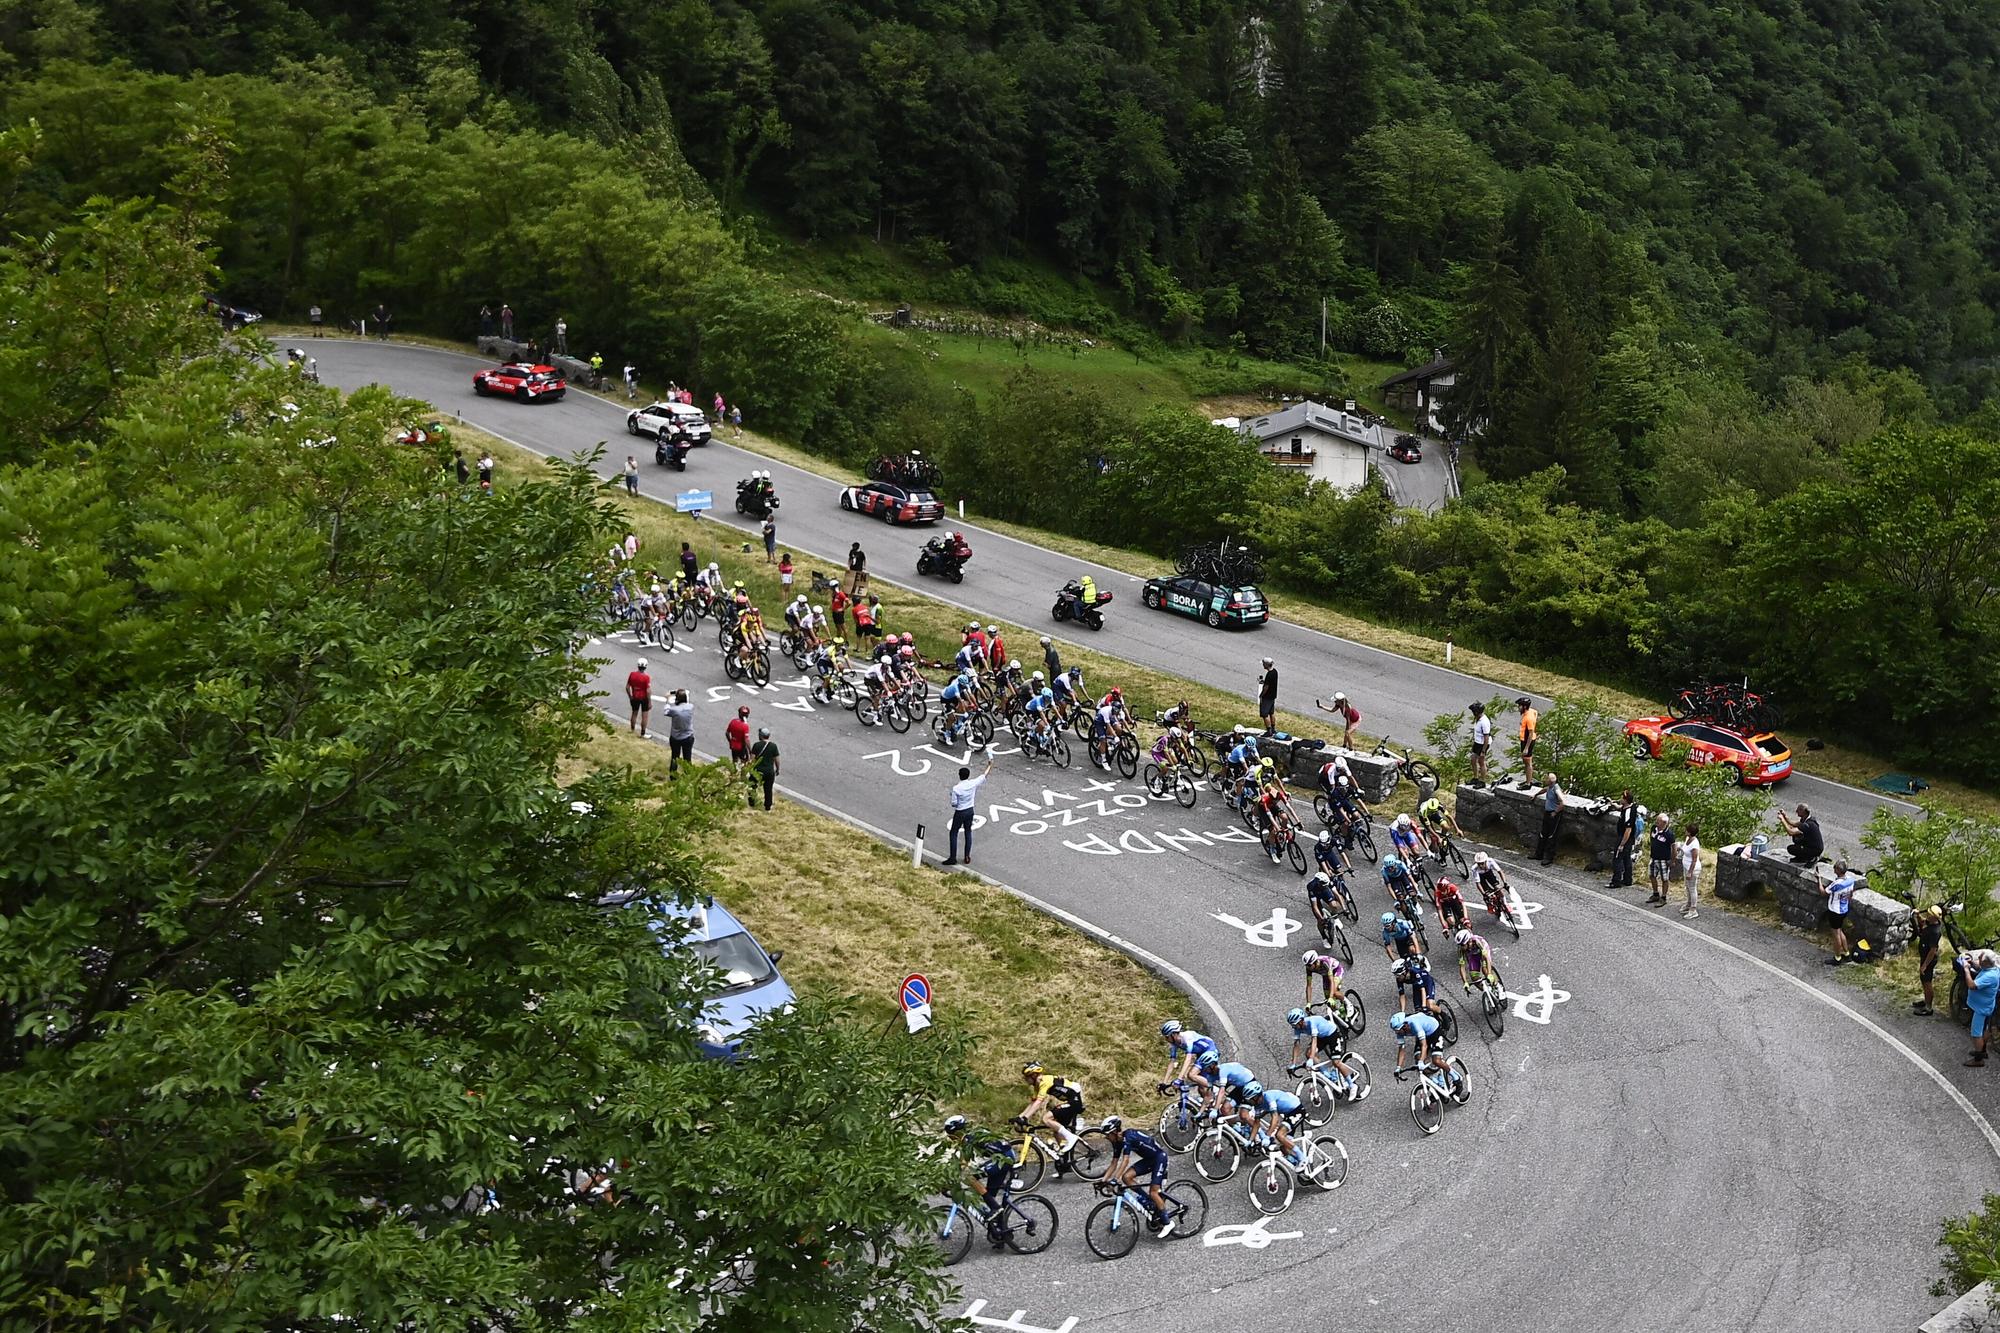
[1320,297,1327,357]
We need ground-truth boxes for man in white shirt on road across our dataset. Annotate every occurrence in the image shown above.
[944,754,994,867]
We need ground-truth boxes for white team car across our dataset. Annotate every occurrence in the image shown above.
[625,401,712,444]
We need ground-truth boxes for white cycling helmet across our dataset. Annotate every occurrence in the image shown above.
[1395,813,1412,829]
[708,561,719,572]
[812,605,824,616]
[1031,671,1045,681]
[987,623,999,633]
[1454,929,1472,947]
[635,658,648,671]
[1474,851,1489,866]
[1009,658,1021,669]
[1317,828,1332,845]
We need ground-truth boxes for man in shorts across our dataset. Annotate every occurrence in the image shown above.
[1913,904,1945,1017]
[1468,701,1493,786]
[1646,812,1674,906]
[1516,696,1539,786]
[725,705,751,766]
[626,658,652,738]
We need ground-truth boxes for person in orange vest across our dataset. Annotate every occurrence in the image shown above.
[853,594,880,644]
[830,584,851,638]
[1516,697,1540,786]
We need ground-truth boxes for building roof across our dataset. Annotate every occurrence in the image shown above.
[1244,400,1389,451]
[1378,355,1457,390]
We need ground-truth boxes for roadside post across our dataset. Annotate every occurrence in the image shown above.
[899,973,933,1035]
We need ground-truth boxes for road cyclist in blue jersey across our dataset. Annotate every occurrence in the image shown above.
[936,667,978,742]
[1304,865,1353,933]
[1157,1019,1220,1101]
[1389,813,1425,864]
[1224,727,1261,808]
[1380,908,1421,963]
[1314,823,1355,878]
[1236,1081,1307,1168]
[1285,1004,1366,1103]
[1393,952,1444,1023]
[1097,1117,1177,1235]
[1208,1059,1259,1121]
[941,1114,1018,1214]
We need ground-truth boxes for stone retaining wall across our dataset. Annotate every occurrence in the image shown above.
[1713,847,1913,957]
[1279,744,1401,806]
[1453,781,1622,869]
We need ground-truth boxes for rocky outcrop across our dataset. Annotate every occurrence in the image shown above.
[1713,847,1913,957]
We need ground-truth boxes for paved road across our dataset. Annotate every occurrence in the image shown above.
[313,338,1916,860]
[579,623,2000,1333]
[1376,441,1455,513]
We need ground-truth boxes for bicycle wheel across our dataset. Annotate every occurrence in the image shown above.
[1000,1194,1059,1255]
[1409,1086,1442,1136]
[1354,824,1378,864]
[1445,1058,1472,1106]
[1164,1180,1206,1238]
[1314,793,1334,824]
[1010,1139,1047,1193]
[1340,989,1367,1034]
[1343,1053,1372,1101]
[934,1201,973,1266]
[748,651,771,687]
[1194,1127,1241,1182]
[1049,734,1071,768]
[1083,1198,1138,1260]
[1341,885,1360,924]
[857,698,880,728]
[1066,1128,1112,1181]
[1143,763,1166,797]
[1186,746,1209,778]
[1158,1101,1201,1153]
[1071,710,1093,740]
[723,653,744,681]
[1482,986,1506,1038]
[902,688,928,721]
[1304,1135,1349,1191]
[832,678,858,710]
[1297,1076,1337,1129]
[971,712,996,747]
[779,631,800,659]
[680,604,700,632]
[1286,838,1307,874]
[885,697,911,733]
[1434,997,1459,1046]
[929,712,953,746]
[1116,737,1139,779]
[717,623,734,650]
[1246,1157,1294,1216]
[1446,839,1469,877]
[1409,759,1440,790]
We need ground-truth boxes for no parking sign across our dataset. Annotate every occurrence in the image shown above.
[899,973,933,1034]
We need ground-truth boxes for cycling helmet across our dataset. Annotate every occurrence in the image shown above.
[1474,851,1489,866]
[899,646,915,659]
[1031,671,1045,682]
[1022,1061,1044,1078]
[1233,724,1247,736]
[1286,1007,1307,1028]
[942,1114,968,1137]
[1168,725,1184,739]
[1317,828,1332,845]
[1039,687,1054,701]
[1100,1115,1123,1135]
[812,605,824,616]
[1382,854,1405,874]
[1395,813,1412,829]
[1380,912,1397,926]
[1437,878,1460,895]
[833,637,846,647]
[733,580,745,591]
[635,658,648,671]
[1302,949,1324,966]
[1239,1080,1264,1102]
[987,624,999,633]
[1039,635,1051,646]
[1388,1012,1410,1033]
[901,632,914,644]
[708,561,719,572]
[1160,1019,1183,1038]
[1009,658,1021,670]
[1109,687,1123,701]
[795,594,807,605]
[1454,929,1472,947]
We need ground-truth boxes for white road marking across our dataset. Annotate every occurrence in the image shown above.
[960,1300,1079,1333]
[1202,1215,1303,1249]
[1212,907,1302,948]
[1504,975,1570,1025]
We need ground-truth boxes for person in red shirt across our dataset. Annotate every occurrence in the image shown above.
[984,624,1005,672]
[725,705,752,765]
[963,621,988,664]
[627,658,653,737]
[852,595,877,642]
[830,585,851,638]
[1315,691,1361,750]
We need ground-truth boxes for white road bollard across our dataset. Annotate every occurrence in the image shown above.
[913,822,925,868]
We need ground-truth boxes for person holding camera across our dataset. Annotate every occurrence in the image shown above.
[1776,803,1824,865]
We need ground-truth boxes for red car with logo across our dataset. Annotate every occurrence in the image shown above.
[1624,717,1793,786]
[839,481,943,525]
[473,363,568,403]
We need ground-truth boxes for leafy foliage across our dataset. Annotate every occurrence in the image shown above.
[1861,807,2000,946]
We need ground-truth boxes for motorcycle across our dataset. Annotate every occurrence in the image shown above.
[656,431,692,470]
[734,476,779,518]
[1052,579,1113,631]
[916,534,971,583]
[285,347,319,383]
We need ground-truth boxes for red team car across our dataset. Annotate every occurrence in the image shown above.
[473,363,568,402]
[1623,716,1794,786]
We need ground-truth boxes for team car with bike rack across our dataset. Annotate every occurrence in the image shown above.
[1624,716,1793,785]
[1140,574,1268,628]
[472,362,569,402]
[839,481,943,525]
[626,401,712,444]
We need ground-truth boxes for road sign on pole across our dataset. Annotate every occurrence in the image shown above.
[900,973,933,1034]
[675,490,713,514]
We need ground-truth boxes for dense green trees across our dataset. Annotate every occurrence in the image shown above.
[0,194,968,1330]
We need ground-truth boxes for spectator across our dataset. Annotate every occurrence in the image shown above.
[477,452,494,493]
[679,541,698,585]
[762,516,777,562]
[309,302,324,337]
[453,450,469,485]
[725,705,751,766]
[746,728,779,811]
[730,404,743,437]
[1257,658,1278,735]
[1817,859,1860,964]
[1777,804,1823,864]
[714,391,726,418]
[1646,813,1674,906]
[526,338,542,363]
[555,316,569,355]
[479,304,494,337]
[1608,789,1637,889]
[626,657,653,738]
[1041,635,1062,680]
[624,363,638,400]
[500,303,515,340]
[663,689,695,775]
[829,583,851,638]
[624,456,640,497]
[1468,701,1492,786]
[855,595,882,643]
[778,552,793,598]
[1914,904,1945,1016]
[1315,692,1360,749]
[1516,697,1540,786]
[986,624,1006,670]
[1961,951,2000,1066]
[1678,822,1703,918]
[1534,774,1565,865]
[590,351,605,383]
[944,756,994,866]
[623,531,640,562]
[848,542,869,595]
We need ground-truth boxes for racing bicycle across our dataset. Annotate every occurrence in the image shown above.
[1291,1055,1370,1126]
[1395,1058,1470,1136]
[1315,797,1378,863]
[1016,719,1073,768]
[1243,1128,1348,1216]
[930,1186,1059,1264]
[932,705,996,749]
[1083,1178,1207,1260]
[1155,1081,1207,1153]
[1143,758,1199,808]
[1426,826,1471,876]
[1372,739,1440,799]
[1466,974,1507,1038]
[1008,1121,1112,1191]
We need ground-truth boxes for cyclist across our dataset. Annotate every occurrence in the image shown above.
[1150,723,1188,770]
[861,653,893,710]
[1433,876,1470,936]
[953,636,983,675]
[1098,1116,1176,1235]
[1050,664,1084,725]
[1090,688,1124,768]
[1393,953,1443,1021]
[1014,1061,1086,1162]
[942,1114,1017,1213]
[1322,769,1369,850]
[962,621,989,666]
[1158,1018,1220,1102]
[733,599,766,670]
[1314,826,1355,878]
[1286,1004,1366,1104]
[807,637,842,698]
[996,657,1026,701]
[782,594,807,635]
[1302,949,1346,1008]
[1472,851,1514,924]
[1389,1009,1457,1091]
[1416,791,1462,860]
[1380,909,1420,963]
[1238,1080,1307,1167]
[1381,852,1420,909]
[938,667,978,739]
[1388,812,1425,864]
[1457,928,1504,996]
[1159,698,1194,729]
[1209,1058,1259,1119]
[695,560,723,594]
[1303,868,1351,935]
[1021,678,1056,753]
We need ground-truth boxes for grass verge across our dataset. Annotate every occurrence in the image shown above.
[567,728,1195,1126]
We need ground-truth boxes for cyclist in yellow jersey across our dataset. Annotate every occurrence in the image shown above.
[1014,1061,1086,1155]
[735,603,766,668]
[1416,793,1462,859]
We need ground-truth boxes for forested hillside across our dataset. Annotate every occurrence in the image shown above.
[6,2,2000,780]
